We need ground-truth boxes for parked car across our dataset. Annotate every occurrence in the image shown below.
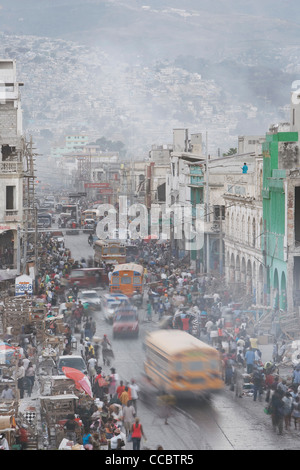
[77,289,102,310]
[56,355,87,375]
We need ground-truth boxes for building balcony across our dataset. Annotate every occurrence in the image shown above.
[0,161,23,174]
[4,210,20,222]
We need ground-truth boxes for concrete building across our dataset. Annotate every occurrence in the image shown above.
[166,129,205,262]
[261,120,300,315]
[223,152,264,304]
[238,135,265,154]
[0,59,25,269]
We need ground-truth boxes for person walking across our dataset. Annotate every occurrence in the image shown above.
[88,355,97,383]
[233,363,244,398]
[120,386,130,408]
[146,301,152,322]
[245,347,256,374]
[282,392,293,430]
[270,389,284,435]
[108,368,118,399]
[292,364,300,389]
[122,400,136,437]
[15,360,25,399]
[101,334,112,366]
[25,362,36,397]
[252,364,264,402]
[291,395,300,429]
[131,417,146,450]
[129,379,140,413]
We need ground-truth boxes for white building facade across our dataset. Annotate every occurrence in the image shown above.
[223,153,265,305]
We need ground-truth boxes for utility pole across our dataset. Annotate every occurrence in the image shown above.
[206,131,210,273]
[17,225,21,275]
[219,204,223,276]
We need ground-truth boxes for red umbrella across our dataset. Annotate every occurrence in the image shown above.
[62,367,93,397]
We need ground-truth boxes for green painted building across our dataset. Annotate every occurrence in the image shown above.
[262,125,299,312]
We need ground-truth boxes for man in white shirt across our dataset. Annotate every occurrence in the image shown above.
[109,428,126,450]
[22,357,30,371]
[1,385,15,400]
[129,379,140,413]
[88,355,97,382]
[15,361,25,399]
[122,401,136,437]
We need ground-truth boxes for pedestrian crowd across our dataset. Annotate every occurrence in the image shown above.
[2,220,300,449]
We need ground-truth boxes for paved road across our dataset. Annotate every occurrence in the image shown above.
[62,232,300,450]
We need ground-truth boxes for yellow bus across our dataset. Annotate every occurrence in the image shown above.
[143,330,223,398]
[94,239,126,267]
[81,209,100,226]
[110,263,144,297]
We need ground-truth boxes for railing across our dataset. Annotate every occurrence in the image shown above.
[4,210,19,222]
[0,161,23,174]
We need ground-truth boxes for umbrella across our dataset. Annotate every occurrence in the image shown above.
[0,341,15,349]
[0,342,19,364]
[62,367,93,397]
[0,342,19,355]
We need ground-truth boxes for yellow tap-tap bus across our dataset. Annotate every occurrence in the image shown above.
[143,330,224,398]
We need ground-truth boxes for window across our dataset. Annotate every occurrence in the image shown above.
[6,186,15,210]
[213,205,225,221]
[110,247,121,255]
[2,144,15,161]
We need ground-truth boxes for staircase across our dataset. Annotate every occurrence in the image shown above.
[278,310,300,340]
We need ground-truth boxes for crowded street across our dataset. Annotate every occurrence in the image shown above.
[1,219,300,452]
[1,6,300,455]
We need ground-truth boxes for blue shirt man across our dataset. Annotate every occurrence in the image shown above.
[242,163,248,174]
[245,348,256,373]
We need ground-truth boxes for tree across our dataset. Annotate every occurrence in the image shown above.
[223,147,237,156]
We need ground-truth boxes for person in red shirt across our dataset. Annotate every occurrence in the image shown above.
[131,417,146,450]
[17,425,28,450]
[117,380,125,399]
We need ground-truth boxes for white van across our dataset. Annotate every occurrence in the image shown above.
[56,355,87,375]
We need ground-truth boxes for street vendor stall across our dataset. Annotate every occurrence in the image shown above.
[0,415,16,447]
[40,393,79,448]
